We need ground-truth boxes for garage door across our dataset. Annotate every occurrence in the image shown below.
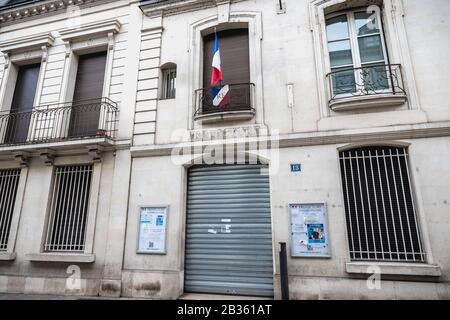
[184,164,274,297]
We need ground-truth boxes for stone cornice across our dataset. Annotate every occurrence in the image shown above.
[140,0,244,17]
[0,0,108,24]
[0,31,55,53]
[130,121,450,158]
[60,18,121,42]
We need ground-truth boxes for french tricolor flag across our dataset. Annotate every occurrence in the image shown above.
[211,32,230,107]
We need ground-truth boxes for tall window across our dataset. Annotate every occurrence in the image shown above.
[199,28,252,113]
[326,8,390,96]
[339,146,425,262]
[44,165,93,252]
[0,169,21,251]
[162,67,176,100]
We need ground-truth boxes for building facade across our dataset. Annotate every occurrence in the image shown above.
[0,0,449,299]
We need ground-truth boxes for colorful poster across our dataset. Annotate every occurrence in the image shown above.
[137,206,168,254]
[289,203,331,258]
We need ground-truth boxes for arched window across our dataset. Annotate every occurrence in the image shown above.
[160,63,176,100]
[339,145,425,262]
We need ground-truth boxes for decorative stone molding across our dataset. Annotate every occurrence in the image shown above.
[0,0,105,24]
[60,19,121,43]
[0,32,55,54]
[141,0,246,17]
[190,125,267,142]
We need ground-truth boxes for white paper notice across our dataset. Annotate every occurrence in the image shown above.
[138,207,167,253]
[289,203,330,258]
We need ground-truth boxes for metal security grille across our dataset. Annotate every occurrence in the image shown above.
[0,169,21,251]
[339,146,425,262]
[44,165,93,252]
[185,164,274,297]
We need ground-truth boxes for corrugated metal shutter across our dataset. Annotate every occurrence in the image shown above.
[185,164,274,297]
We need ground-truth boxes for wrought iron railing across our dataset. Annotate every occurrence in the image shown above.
[194,83,255,117]
[0,97,118,146]
[326,64,406,104]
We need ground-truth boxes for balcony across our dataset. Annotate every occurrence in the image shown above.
[194,83,256,123]
[0,98,118,152]
[327,64,407,111]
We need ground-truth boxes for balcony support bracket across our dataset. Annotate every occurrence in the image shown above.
[12,151,30,168]
[39,149,55,166]
[87,145,103,163]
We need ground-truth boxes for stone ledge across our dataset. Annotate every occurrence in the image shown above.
[26,253,95,264]
[0,252,16,261]
[194,109,256,124]
[346,262,442,277]
[330,94,407,111]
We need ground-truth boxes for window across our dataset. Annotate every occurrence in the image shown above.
[0,169,21,251]
[339,146,425,262]
[44,165,93,252]
[326,7,391,97]
[161,67,177,100]
[3,63,41,144]
[69,51,108,138]
[196,28,253,115]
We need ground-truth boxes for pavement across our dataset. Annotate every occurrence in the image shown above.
[0,293,272,300]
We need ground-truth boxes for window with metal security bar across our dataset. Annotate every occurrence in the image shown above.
[0,169,21,251]
[339,146,425,262]
[44,165,93,252]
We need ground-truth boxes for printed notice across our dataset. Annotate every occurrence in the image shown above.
[137,206,168,254]
[289,203,330,258]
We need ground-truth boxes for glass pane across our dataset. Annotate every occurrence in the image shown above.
[355,11,380,36]
[326,15,349,41]
[331,68,356,96]
[358,35,384,63]
[361,65,390,92]
[328,40,353,67]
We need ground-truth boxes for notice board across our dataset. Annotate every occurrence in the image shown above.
[137,206,168,254]
[289,203,331,258]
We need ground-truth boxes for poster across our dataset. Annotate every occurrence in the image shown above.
[289,203,330,258]
[137,206,168,254]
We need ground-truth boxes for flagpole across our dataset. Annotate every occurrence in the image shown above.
[215,28,222,89]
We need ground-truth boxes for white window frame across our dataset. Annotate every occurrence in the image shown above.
[336,142,440,277]
[325,7,392,99]
[0,32,53,144]
[26,157,102,263]
[309,0,421,118]
[0,165,28,261]
[188,11,264,129]
[58,19,121,139]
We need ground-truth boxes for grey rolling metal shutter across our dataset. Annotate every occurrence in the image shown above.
[185,164,274,297]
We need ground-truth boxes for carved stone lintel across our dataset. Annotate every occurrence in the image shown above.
[39,149,55,166]
[87,145,103,163]
[12,152,30,168]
